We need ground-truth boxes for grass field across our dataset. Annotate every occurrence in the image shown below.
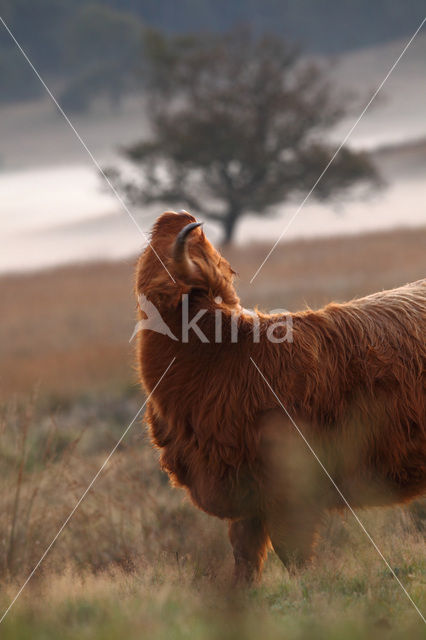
[0,227,425,638]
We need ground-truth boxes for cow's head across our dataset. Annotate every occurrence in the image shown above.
[136,211,240,311]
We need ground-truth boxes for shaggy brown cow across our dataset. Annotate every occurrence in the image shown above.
[136,210,426,582]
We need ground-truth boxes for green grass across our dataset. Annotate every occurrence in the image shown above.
[1,551,425,640]
[0,394,424,639]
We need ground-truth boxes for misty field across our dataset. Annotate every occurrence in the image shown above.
[0,227,425,639]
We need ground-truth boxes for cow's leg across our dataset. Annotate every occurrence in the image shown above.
[258,409,325,573]
[228,517,269,584]
[265,505,321,572]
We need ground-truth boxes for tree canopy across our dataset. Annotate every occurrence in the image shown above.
[108,29,380,243]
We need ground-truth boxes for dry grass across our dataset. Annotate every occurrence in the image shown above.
[0,260,135,400]
[0,227,425,638]
[1,226,426,401]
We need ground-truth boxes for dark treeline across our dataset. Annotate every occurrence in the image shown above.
[0,0,424,107]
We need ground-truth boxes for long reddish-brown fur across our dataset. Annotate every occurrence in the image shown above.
[136,211,426,582]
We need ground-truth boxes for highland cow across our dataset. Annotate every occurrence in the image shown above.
[136,210,426,582]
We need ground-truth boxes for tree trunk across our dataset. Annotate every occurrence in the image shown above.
[222,208,240,245]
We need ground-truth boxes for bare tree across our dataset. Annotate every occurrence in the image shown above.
[108,28,380,243]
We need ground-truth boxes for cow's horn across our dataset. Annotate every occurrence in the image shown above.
[173,221,203,280]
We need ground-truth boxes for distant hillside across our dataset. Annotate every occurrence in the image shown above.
[109,0,425,53]
[0,0,424,108]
